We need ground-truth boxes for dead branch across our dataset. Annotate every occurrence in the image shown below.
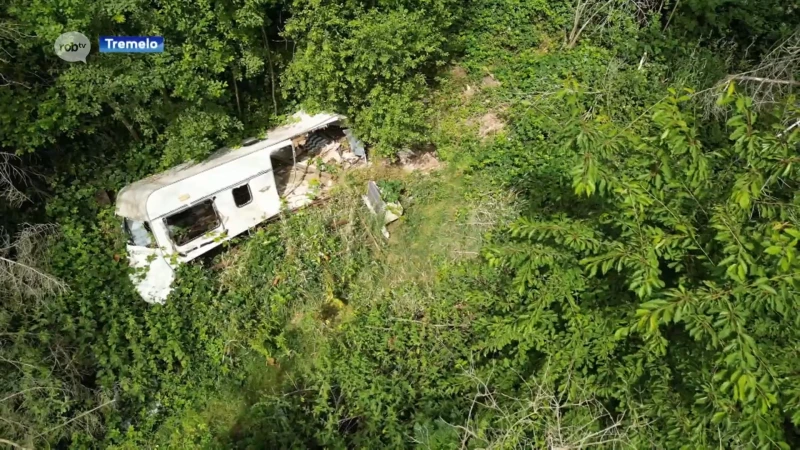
[232,66,242,117]
[719,31,799,110]
[0,21,35,89]
[35,399,115,439]
[0,21,34,41]
[449,367,641,449]
[0,153,31,206]
[566,0,617,49]
[0,224,68,302]
[0,387,61,404]
[662,0,680,32]
[261,25,279,117]
[565,0,658,49]
[725,75,800,86]
[107,102,141,142]
[0,438,30,450]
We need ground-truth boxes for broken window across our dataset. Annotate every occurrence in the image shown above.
[124,219,156,248]
[232,183,252,207]
[164,199,221,246]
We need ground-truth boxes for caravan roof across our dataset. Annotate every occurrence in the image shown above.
[115,112,342,221]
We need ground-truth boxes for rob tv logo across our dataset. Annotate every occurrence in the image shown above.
[60,42,87,52]
[54,32,91,63]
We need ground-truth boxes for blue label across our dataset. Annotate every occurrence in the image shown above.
[99,36,164,53]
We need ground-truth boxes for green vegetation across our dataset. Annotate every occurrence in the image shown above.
[2,0,799,448]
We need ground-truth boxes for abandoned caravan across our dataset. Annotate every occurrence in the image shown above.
[115,112,364,303]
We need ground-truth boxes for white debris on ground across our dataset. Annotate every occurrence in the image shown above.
[363,180,404,239]
[319,141,343,163]
[320,140,364,168]
[383,202,403,239]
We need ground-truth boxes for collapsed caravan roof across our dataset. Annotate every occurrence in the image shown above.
[115,112,342,221]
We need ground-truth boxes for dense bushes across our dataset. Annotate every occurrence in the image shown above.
[283,0,463,154]
[478,85,800,447]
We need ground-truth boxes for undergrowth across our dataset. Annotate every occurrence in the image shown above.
[138,164,514,448]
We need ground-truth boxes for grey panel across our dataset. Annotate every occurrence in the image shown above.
[345,129,366,157]
[366,181,385,216]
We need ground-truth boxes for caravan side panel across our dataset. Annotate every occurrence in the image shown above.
[145,146,282,260]
[145,143,286,221]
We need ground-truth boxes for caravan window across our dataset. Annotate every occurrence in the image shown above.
[124,219,156,248]
[164,200,221,246]
[232,183,252,207]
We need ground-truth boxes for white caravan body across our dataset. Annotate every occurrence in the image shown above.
[115,112,345,303]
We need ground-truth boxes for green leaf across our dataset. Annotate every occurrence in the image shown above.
[765,246,782,255]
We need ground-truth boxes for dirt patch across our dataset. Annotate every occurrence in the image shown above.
[394,149,443,173]
[477,112,505,138]
[450,65,468,80]
[405,153,442,172]
[482,74,501,88]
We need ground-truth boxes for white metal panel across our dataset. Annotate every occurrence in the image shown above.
[142,161,282,260]
[145,146,282,220]
[127,245,175,304]
[150,219,175,257]
[213,171,281,238]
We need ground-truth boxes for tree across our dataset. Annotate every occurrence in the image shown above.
[484,84,800,447]
[282,0,462,153]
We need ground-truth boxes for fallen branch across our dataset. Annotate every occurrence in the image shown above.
[725,75,800,86]
[0,438,29,450]
[36,399,115,438]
